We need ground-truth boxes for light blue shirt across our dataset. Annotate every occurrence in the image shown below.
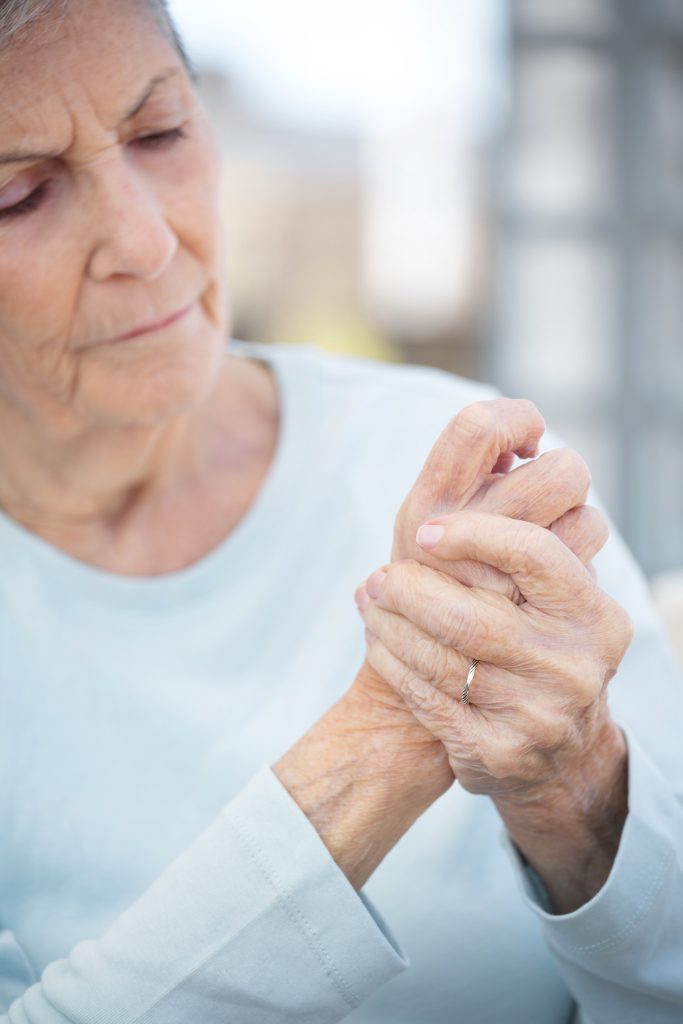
[1,342,682,1022]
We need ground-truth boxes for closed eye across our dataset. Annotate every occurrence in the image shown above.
[0,127,187,221]
[0,181,50,221]
[133,126,187,151]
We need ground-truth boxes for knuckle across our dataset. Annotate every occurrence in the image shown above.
[381,560,413,605]
[521,700,566,750]
[508,519,555,575]
[485,738,526,780]
[457,401,494,427]
[584,592,633,672]
[510,520,535,555]
[401,677,450,722]
[552,447,592,496]
[577,669,603,706]
[572,506,610,554]
[536,647,600,708]
[616,604,634,651]
[490,396,539,422]
[517,397,542,421]
[509,516,535,546]
[561,656,602,707]
[453,403,496,444]
[490,730,561,784]
[537,714,571,752]
[433,597,474,648]
[582,581,607,620]
[412,635,449,685]
[605,601,634,668]
[580,504,609,537]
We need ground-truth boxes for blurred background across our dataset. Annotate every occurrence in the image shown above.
[167,0,683,654]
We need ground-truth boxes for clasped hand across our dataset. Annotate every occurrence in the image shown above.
[354,398,633,910]
[356,509,631,801]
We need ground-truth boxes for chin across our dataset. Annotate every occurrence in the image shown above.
[79,324,226,428]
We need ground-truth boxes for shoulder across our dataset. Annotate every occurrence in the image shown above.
[240,340,498,434]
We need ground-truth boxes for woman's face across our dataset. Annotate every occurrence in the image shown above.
[0,0,227,435]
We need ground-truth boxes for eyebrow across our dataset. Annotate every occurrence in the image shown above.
[121,67,182,122]
[0,67,183,168]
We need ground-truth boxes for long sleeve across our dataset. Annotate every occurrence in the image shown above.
[503,517,683,1024]
[0,769,406,1024]
[506,733,683,1023]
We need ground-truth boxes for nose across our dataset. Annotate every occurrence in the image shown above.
[87,159,178,282]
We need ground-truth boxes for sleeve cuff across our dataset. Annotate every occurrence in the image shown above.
[503,728,681,960]
[227,767,409,1004]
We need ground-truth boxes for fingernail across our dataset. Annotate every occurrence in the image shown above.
[416,523,445,550]
[355,586,370,611]
[366,570,386,599]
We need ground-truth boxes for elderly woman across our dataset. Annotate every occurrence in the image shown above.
[1,1,682,1022]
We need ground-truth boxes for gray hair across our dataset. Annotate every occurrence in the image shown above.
[0,0,60,38]
[0,0,193,70]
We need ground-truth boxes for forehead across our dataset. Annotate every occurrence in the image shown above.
[0,0,182,143]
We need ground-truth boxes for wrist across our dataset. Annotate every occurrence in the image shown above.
[495,716,628,913]
[274,664,452,889]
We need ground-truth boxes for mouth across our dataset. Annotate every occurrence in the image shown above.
[112,301,195,342]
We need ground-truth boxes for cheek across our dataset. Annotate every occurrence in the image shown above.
[177,147,229,343]
[0,127,229,429]
[166,130,224,271]
[156,130,228,339]
[0,237,82,404]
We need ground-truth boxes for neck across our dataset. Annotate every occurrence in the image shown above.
[0,414,192,527]
[0,353,279,568]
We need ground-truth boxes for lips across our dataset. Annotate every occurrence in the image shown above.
[112,301,195,342]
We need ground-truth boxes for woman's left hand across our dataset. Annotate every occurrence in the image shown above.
[355,510,634,912]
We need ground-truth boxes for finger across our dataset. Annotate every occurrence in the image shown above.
[470,448,591,528]
[491,452,516,474]
[409,399,545,512]
[405,503,600,606]
[550,505,609,565]
[415,511,594,612]
[408,448,593,605]
[358,597,468,699]
[365,560,531,667]
[359,595,522,712]
[425,560,521,604]
[363,631,473,748]
[441,509,606,592]
[360,598,540,720]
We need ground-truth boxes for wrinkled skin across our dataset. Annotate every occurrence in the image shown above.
[0,0,280,576]
[357,509,632,800]
[352,398,609,745]
[352,399,633,910]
